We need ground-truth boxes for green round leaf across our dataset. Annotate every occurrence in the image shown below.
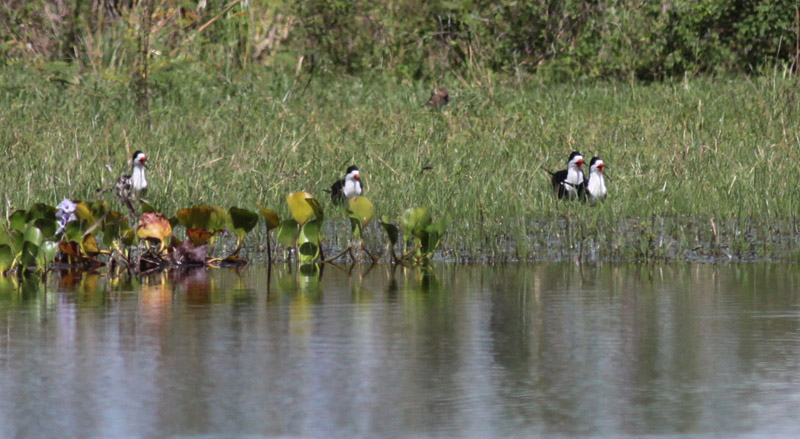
[27,203,56,222]
[9,210,27,233]
[348,196,374,227]
[259,207,281,231]
[400,207,431,239]
[380,215,399,245]
[23,225,44,248]
[286,191,318,225]
[34,218,57,239]
[228,206,259,237]
[20,241,40,270]
[40,241,59,268]
[276,219,299,248]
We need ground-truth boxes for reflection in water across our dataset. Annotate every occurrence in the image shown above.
[0,264,799,438]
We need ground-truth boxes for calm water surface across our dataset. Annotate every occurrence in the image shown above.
[1,263,799,439]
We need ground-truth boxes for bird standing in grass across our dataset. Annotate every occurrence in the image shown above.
[424,87,449,109]
[585,157,607,204]
[547,151,586,200]
[115,150,149,217]
[329,165,363,205]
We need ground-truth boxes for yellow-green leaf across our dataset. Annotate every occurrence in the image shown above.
[348,196,374,227]
[286,191,316,225]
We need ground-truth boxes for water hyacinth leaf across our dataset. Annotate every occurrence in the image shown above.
[23,225,44,248]
[228,207,259,236]
[186,228,214,245]
[120,229,136,247]
[9,210,27,233]
[297,220,321,263]
[286,191,315,225]
[27,203,56,221]
[81,234,101,257]
[10,230,25,255]
[74,202,95,223]
[380,215,399,246]
[20,241,39,270]
[259,208,280,231]
[209,206,229,231]
[348,196,374,227]
[276,219,299,248]
[65,221,83,243]
[400,207,431,240]
[349,217,362,240]
[137,212,173,251]
[176,206,213,230]
[58,240,81,258]
[40,241,59,267]
[306,197,324,223]
[90,200,110,218]
[0,245,12,272]
[140,201,155,214]
[34,218,57,239]
[0,223,9,246]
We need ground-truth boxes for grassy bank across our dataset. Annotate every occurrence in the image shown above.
[1,69,799,261]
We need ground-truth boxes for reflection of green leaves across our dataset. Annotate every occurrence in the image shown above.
[0,245,13,273]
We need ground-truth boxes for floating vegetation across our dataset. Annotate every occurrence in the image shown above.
[0,194,451,277]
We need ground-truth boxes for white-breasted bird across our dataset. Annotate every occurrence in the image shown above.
[547,151,586,200]
[329,165,363,204]
[585,157,607,204]
[115,150,149,214]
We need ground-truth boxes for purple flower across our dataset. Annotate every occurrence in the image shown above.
[56,198,77,234]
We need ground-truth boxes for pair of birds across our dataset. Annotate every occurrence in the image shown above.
[113,150,362,209]
[548,151,607,203]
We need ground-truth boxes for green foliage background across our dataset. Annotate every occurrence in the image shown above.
[1,0,798,81]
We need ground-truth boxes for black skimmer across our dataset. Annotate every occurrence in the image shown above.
[424,87,449,109]
[548,151,586,200]
[329,165,363,204]
[115,150,149,214]
[585,157,607,204]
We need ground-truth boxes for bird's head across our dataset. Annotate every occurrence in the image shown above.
[568,151,584,169]
[590,157,605,173]
[133,150,149,168]
[346,165,360,181]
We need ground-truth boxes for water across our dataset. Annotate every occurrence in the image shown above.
[1,263,799,439]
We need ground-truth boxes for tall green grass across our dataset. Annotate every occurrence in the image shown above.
[1,68,799,261]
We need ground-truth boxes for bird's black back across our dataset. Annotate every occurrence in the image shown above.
[330,179,346,205]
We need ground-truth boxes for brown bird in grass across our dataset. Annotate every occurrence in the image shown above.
[424,87,449,109]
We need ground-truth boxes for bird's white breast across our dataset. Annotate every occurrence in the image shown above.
[564,167,584,196]
[343,179,361,198]
[587,173,606,203]
[132,166,148,192]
